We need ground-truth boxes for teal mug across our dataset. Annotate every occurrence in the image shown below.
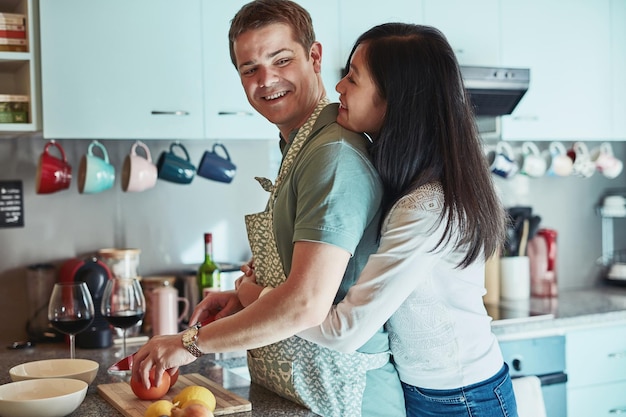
[78,140,115,194]
[197,143,236,183]
[157,142,196,184]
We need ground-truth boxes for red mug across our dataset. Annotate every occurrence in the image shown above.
[36,141,72,194]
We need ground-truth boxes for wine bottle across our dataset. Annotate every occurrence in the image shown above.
[197,233,221,297]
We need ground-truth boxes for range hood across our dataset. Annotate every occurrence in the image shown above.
[461,66,530,116]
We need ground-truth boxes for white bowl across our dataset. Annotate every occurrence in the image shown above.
[9,358,99,385]
[0,378,87,417]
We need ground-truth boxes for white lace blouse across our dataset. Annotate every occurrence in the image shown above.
[297,183,504,389]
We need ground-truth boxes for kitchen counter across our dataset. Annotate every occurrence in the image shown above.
[0,344,318,417]
[491,285,626,341]
[2,285,626,416]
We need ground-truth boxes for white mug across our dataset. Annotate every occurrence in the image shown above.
[591,142,623,179]
[500,256,530,301]
[567,142,595,178]
[519,142,547,178]
[542,142,573,177]
[487,142,518,179]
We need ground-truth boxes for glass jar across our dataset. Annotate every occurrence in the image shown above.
[97,248,141,279]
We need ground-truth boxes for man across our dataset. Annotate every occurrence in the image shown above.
[132,2,404,416]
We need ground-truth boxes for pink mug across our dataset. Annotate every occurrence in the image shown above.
[121,141,158,192]
[591,142,623,179]
[150,282,189,336]
[36,141,72,194]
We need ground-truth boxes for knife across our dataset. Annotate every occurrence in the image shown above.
[108,316,216,372]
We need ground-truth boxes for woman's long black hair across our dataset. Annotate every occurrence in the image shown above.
[349,23,506,267]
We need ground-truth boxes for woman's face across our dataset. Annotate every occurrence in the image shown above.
[335,44,386,138]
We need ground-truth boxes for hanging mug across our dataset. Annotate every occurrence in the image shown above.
[78,140,115,194]
[157,142,196,184]
[197,143,237,183]
[591,142,623,179]
[519,142,547,178]
[487,141,518,179]
[122,141,158,192]
[567,142,595,178]
[36,141,72,194]
[542,142,573,177]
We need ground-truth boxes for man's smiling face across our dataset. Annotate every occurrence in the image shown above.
[233,23,324,138]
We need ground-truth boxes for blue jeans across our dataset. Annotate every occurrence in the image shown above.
[402,363,518,417]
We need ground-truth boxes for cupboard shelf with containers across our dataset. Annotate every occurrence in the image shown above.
[0,0,40,133]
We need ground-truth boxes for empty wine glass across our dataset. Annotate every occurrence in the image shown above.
[48,282,95,359]
[101,278,145,363]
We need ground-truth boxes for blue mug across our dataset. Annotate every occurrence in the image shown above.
[197,143,237,183]
[157,142,196,184]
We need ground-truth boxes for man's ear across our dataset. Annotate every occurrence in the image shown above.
[310,41,322,73]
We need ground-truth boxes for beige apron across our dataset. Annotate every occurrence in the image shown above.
[245,98,390,417]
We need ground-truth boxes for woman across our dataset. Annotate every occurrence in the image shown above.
[237,23,518,417]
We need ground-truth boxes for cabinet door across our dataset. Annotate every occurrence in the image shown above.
[40,0,205,140]
[202,1,340,140]
[423,0,500,66]
[500,0,612,141]
[338,0,423,67]
[567,380,626,417]
[611,0,626,139]
[566,324,626,388]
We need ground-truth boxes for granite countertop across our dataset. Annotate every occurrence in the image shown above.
[0,344,318,417]
[490,285,626,340]
[2,285,626,416]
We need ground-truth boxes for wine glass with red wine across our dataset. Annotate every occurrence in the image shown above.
[48,282,95,359]
[101,277,145,363]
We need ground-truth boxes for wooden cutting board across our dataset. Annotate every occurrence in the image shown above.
[98,373,252,416]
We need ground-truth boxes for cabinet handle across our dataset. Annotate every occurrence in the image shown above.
[608,351,626,359]
[218,111,254,116]
[151,111,190,116]
[511,115,539,121]
[609,408,626,414]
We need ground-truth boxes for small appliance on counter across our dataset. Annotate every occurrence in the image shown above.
[597,189,626,286]
[59,257,112,348]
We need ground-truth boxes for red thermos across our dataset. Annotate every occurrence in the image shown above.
[528,228,558,298]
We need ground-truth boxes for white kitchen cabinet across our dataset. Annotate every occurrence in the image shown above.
[202,0,341,140]
[611,0,626,140]
[0,0,40,133]
[39,0,205,140]
[422,0,500,67]
[566,323,626,416]
[338,0,423,67]
[500,0,612,141]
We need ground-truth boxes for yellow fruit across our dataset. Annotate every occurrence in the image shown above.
[171,403,214,417]
[182,399,212,409]
[172,386,216,412]
[144,399,176,417]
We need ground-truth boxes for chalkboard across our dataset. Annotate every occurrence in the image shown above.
[0,180,24,228]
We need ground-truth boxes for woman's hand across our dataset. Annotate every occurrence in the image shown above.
[188,290,243,325]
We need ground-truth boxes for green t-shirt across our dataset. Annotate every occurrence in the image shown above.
[272,103,405,416]
[273,104,383,304]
